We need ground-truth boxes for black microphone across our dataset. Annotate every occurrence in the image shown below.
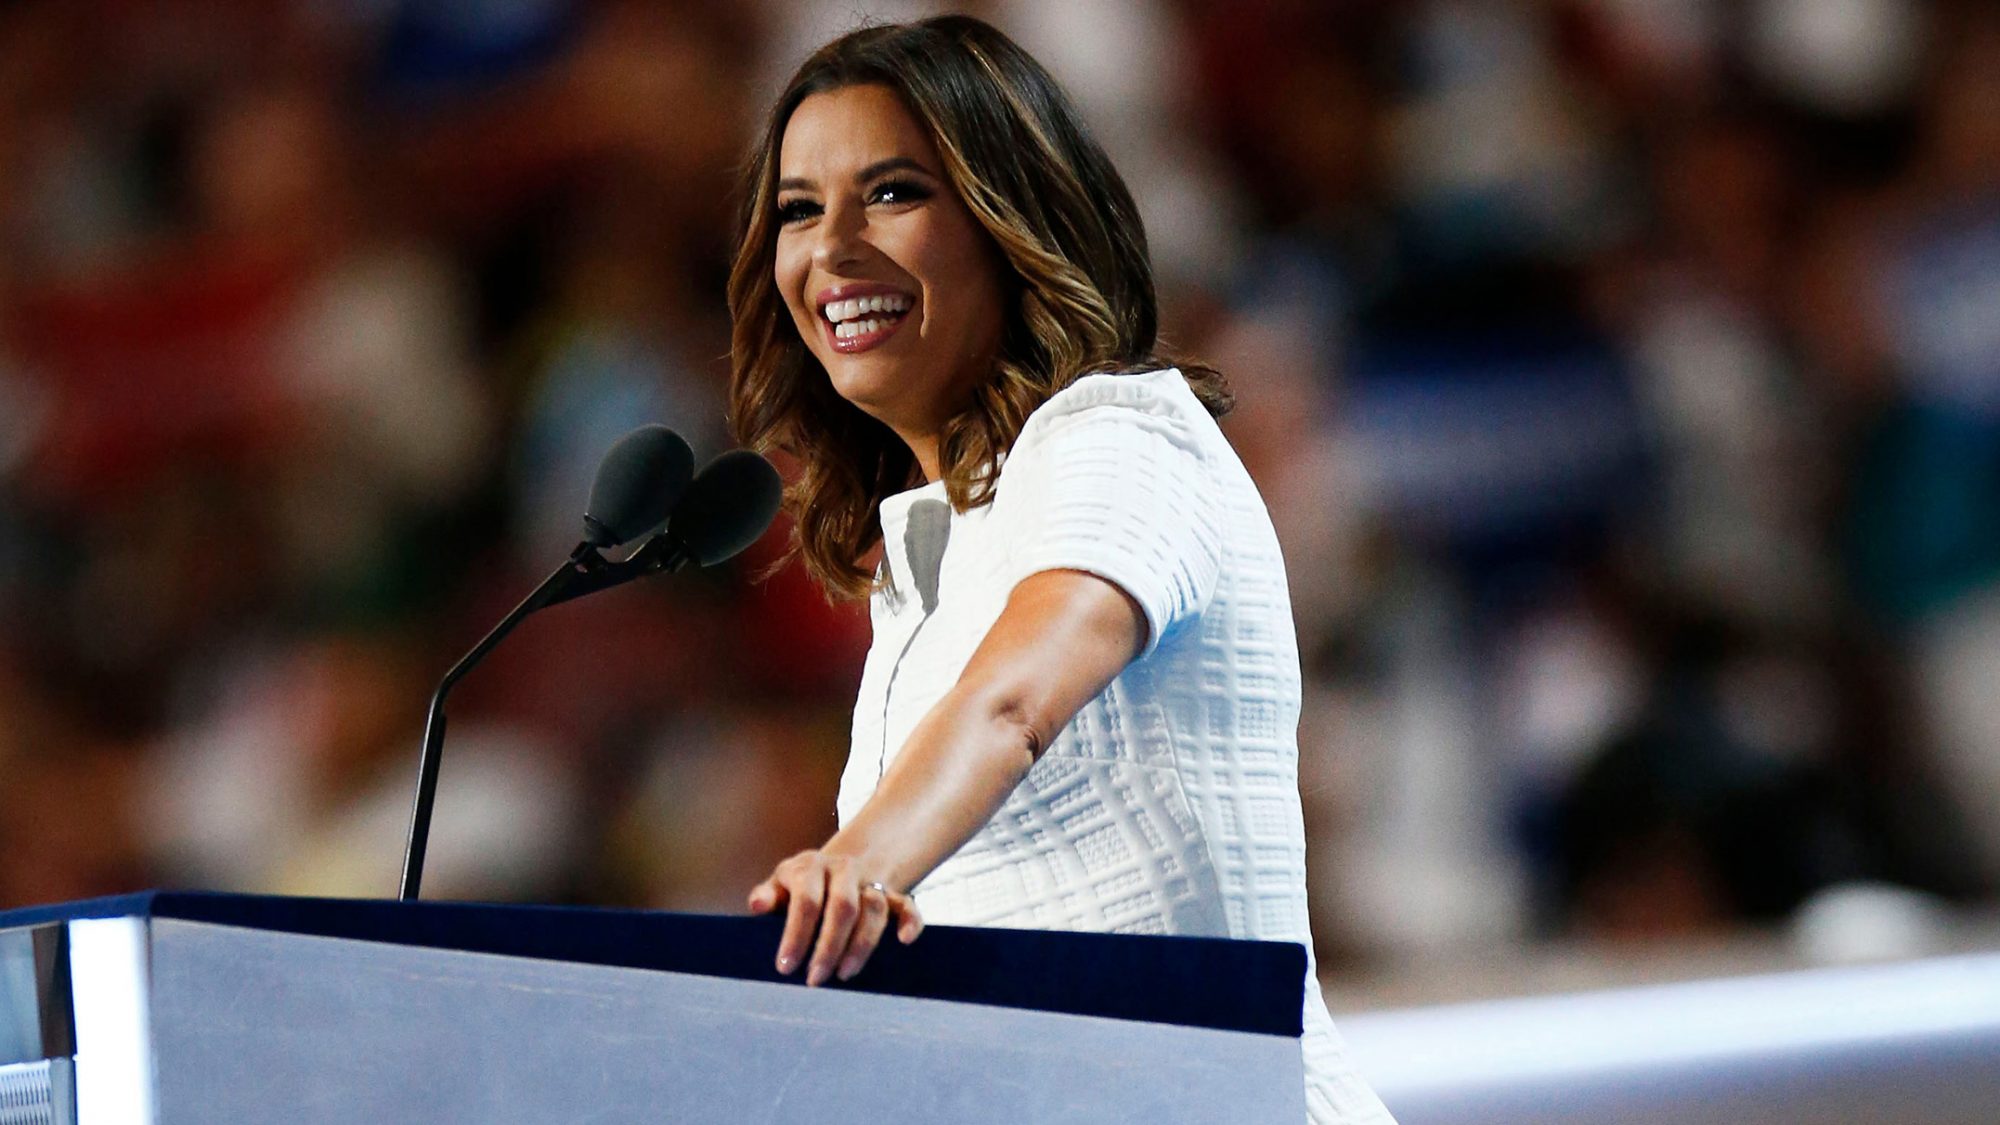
[539,449,785,604]
[583,424,695,548]
[662,449,785,567]
[398,425,694,902]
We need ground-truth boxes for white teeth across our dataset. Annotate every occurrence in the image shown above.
[823,294,911,324]
[835,318,887,340]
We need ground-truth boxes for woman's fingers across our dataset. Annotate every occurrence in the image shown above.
[746,876,786,914]
[774,858,826,976]
[753,853,927,983]
[806,871,863,986]
[892,893,925,944]
[836,884,893,981]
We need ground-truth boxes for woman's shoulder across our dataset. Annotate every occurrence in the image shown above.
[1011,367,1216,454]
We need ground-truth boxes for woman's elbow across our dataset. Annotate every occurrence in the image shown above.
[979,691,1049,775]
[955,569,1149,773]
[1003,698,1049,764]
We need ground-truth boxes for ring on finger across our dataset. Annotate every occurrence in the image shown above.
[863,881,890,897]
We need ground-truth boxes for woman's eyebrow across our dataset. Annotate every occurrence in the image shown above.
[854,156,932,182]
[777,156,934,194]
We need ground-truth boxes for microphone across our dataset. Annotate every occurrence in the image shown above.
[583,424,695,548]
[398,425,695,902]
[662,449,785,567]
[539,449,785,606]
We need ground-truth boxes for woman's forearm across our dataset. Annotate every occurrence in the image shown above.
[748,568,1145,983]
[821,567,1145,891]
[819,679,1042,892]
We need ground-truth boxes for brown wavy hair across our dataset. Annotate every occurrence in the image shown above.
[728,15,1231,600]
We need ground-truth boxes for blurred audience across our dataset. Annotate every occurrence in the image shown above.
[2,0,1996,980]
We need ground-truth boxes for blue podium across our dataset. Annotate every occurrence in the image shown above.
[0,892,1306,1123]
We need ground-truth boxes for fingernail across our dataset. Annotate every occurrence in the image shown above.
[837,962,858,981]
[776,955,795,974]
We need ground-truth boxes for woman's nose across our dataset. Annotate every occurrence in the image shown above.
[811,202,867,273]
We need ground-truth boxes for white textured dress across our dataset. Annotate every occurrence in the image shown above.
[836,369,1395,1124]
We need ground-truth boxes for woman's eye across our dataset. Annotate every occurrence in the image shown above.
[868,179,930,206]
[776,198,821,224]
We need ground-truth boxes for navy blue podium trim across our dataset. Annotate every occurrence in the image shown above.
[0,891,1305,1038]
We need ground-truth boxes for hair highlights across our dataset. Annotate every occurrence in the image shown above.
[728,15,1229,599]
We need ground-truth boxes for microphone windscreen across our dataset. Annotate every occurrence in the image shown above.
[669,450,783,567]
[583,425,695,548]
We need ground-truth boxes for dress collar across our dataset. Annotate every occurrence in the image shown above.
[877,478,948,601]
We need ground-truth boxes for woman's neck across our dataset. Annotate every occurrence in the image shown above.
[898,430,942,484]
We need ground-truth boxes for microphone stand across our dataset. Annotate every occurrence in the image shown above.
[397,535,696,901]
[540,534,692,610]
[399,545,597,901]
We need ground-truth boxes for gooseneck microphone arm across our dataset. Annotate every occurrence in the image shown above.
[539,534,693,610]
[398,544,606,901]
[396,424,693,902]
[394,431,779,902]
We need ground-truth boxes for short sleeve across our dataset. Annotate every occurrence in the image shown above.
[1000,372,1225,657]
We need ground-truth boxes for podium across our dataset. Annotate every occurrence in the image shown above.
[0,892,1307,1123]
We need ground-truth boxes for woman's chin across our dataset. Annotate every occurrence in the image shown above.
[826,361,900,407]
[828,375,905,427]
[819,347,969,444]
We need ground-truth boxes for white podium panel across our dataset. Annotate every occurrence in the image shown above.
[2,893,1311,1125]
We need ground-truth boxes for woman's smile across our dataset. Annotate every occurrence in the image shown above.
[773,83,1006,476]
[818,284,916,353]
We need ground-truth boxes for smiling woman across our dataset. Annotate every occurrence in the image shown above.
[770,83,1006,476]
[729,17,1232,601]
[725,16,1395,1124]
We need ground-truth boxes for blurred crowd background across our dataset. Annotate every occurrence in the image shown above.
[2,0,1998,993]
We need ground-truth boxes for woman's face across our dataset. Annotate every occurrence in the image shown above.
[773,84,1006,463]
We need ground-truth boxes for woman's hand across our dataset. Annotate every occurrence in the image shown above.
[745,570,1143,987]
[748,849,925,986]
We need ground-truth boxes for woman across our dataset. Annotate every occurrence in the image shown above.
[730,16,1393,1124]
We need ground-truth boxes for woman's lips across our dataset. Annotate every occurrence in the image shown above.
[825,308,909,354]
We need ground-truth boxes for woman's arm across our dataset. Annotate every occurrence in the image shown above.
[748,567,1149,985]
